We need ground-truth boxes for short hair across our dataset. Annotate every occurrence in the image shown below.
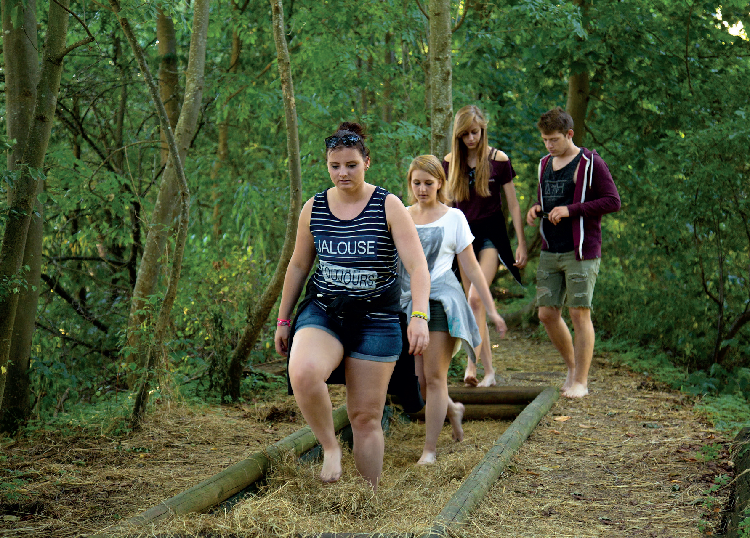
[537,107,574,134]
[406,155,450,205]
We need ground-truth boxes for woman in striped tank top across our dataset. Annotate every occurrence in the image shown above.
[274,122,431,490]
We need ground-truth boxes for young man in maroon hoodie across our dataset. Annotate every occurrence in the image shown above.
[526,107,621,398]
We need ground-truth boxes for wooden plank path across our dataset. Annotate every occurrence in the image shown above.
[93,386,558,537]
[92,407,352,536]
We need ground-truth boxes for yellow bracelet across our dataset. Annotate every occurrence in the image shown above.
[411,311,429,321]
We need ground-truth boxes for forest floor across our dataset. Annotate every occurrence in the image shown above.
[0,331,737,537]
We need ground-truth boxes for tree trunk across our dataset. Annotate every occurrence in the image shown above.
[429,0,453,158]
[566,0,590,147]
[566,70,590,146]
[0,0,39,432]
[382,32,393,124]
[211,25,241,240]
[0,205,42,433]
[225,0,303,401]
[157,7,180,165]
[0,0,77,411]
[109,0,208,426]
[124,0,210,385]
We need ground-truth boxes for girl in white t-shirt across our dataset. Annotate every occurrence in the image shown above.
[400,155,505,464]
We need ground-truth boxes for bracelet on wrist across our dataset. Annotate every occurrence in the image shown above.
[277,318,291,327]
[411,311,429,322]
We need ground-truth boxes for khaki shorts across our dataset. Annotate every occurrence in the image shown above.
[536,251,600,309]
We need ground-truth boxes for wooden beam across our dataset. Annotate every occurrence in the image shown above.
[93,405,351,536]
[408,403,526,421]
[426,386,559,536]
[726,426,750,538]
[447,385,545,404]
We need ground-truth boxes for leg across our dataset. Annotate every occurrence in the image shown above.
[466,249,500,387]
[344,357,396,490]
[566,307,594,398]
[414,353,426,400]
[288,328,345,483]
[457,262,478,386]
[418,332,462,464]
[537,306,576,392]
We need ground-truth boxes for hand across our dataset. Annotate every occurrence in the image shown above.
[547,206,569,225]
[526,205,541,226]
[407,317,430,356]
[274,325,290,357]
[488,311,507,339]
[514,244,528,269]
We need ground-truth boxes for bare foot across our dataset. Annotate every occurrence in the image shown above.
[447,401,465,442]
[561,370,575,392]
[464,360,478,387]
[562,382,589,398]
[477,372,496,388]
[320,446,342,483]
[417,451,437,464]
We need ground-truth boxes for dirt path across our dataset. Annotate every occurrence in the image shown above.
[0,332,733,537]
[461,334,733,537]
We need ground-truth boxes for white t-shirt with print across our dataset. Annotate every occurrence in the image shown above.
[413,207,474,280]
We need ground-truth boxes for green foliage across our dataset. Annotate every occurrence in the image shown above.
[0,472,29,503]
[0,264,30,300]
[740,511,750,538]
[695,394,750,434]
[1,0,747,425]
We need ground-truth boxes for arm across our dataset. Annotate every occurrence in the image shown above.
[385,194,430,356]
[456,246,507,338]
[567,157,621,218]
[274,198,317,356]
[502,181,528,268]
[526,203,542,226]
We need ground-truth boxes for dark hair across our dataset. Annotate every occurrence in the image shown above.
[325,122,370,159]
[537,107,574,134]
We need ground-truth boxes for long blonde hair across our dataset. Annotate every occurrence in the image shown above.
[406,155,450,205]
[447,105,491,202]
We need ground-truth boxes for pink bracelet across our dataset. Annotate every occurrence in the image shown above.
[277,318,291,327]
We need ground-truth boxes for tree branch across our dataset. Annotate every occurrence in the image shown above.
[35,321,117,359]
[40,274,110,333]
[453,0,470,33]
[684,3,694,94]
[50,0,97,60]
[416,0,428,19]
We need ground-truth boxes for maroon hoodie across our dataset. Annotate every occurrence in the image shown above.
[536,148,621,260]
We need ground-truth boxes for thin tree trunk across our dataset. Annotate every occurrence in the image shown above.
[0,0,84,409]
[123,0,209,386]
[382,32,393,124]
[225,0,303,401]
[211,25,241,239]
[109,0,209,426]
[157,7,180,165]
[429,0,452,158]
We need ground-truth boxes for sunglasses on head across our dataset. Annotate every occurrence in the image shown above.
[325,133,362,149]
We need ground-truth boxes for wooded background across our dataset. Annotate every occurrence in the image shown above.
[0,0,748,433]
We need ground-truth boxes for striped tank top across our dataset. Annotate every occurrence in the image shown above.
[309,186,399,319]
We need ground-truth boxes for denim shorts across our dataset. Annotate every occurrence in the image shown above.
[475,237,495,253]
[294,300,402,362]
[536,251,600,309]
